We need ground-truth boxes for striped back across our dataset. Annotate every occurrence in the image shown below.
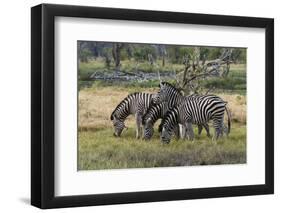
[111,92,153,121]
[111,92,153,137]
[183,95,226,124]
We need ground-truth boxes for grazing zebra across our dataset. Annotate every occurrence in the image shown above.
[142,102,180,140]
[159,95,231,144]
[110,92,153,139]
[142,101,208,140]
[152,82,211,137]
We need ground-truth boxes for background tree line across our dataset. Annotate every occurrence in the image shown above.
[78,41,246,67]
[78,41,246,95]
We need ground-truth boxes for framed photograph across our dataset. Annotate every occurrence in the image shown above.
[31,3,274,209]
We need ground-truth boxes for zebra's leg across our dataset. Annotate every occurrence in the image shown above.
[222,124,229,136]
[135,113,142,139]
[213,118,223,140]
[185,122,194,141]
[202,123,211,138]
[180,124,186,139]
[173,124,180,140]
[198,125,203,135]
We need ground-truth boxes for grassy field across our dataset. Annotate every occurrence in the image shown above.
[78,124,246,170]
[78,86,247,170]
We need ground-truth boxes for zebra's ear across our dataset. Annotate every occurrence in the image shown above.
[159,82,164,88]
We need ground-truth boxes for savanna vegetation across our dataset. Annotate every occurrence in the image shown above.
[78,41,247,170]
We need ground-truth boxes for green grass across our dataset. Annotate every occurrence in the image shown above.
[203,64,246,94]
[78,123,246,170]
[79,59,107,80]
[79,79,163,91]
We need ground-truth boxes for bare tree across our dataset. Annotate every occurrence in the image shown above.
[148,53,154,65]
[112,43,124,70]
[175,47,234,95]
[160,45,167,67]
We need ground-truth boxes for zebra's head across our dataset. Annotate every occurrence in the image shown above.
[152,82,182,105]
[159,106,179,144]
[142,118,154,140]
[152,82,168,105]
[160,126,173,144]
[111,115,127,137]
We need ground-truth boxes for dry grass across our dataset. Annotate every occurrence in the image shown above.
[78,87,246,131]
[78,86,247,170]
[78,87,158,131]
[220,94,247,124]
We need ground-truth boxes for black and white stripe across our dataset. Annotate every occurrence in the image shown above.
[142,101,181,140]
[152,82,184,108]
[153,82,211,138]
[110,92,153,138]
[160,95,231,144]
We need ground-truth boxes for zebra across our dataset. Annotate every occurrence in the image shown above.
[159,95,231,144]
[152,82,184,109]
[152,82,211,137]
[110,92,153,139]
[142,102,180,140]
[142,101,209,140]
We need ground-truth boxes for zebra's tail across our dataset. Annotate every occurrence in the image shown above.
[225,105,231,135]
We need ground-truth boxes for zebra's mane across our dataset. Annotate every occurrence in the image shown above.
[110,92,139,120]
[160,82,183,96]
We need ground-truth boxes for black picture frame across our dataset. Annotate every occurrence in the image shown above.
[31,3,274,209]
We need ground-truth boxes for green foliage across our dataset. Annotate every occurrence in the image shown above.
[120,48,129,60]
[179,47,193,58]
[79,79,165,91]
[77,41,247,64]
[102,47,112,68]
[208,48,222,60]
[232,48,247,63]
[78,59,246,94]
[199,47,210,60]
[101,47,112,56]
[79,49,92,62]
[203,77,246,91]
[77,41,247,94]
[200,64,246,93]
[79,59,106,80]
[133,45,157,61]
[166,46,180,63]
